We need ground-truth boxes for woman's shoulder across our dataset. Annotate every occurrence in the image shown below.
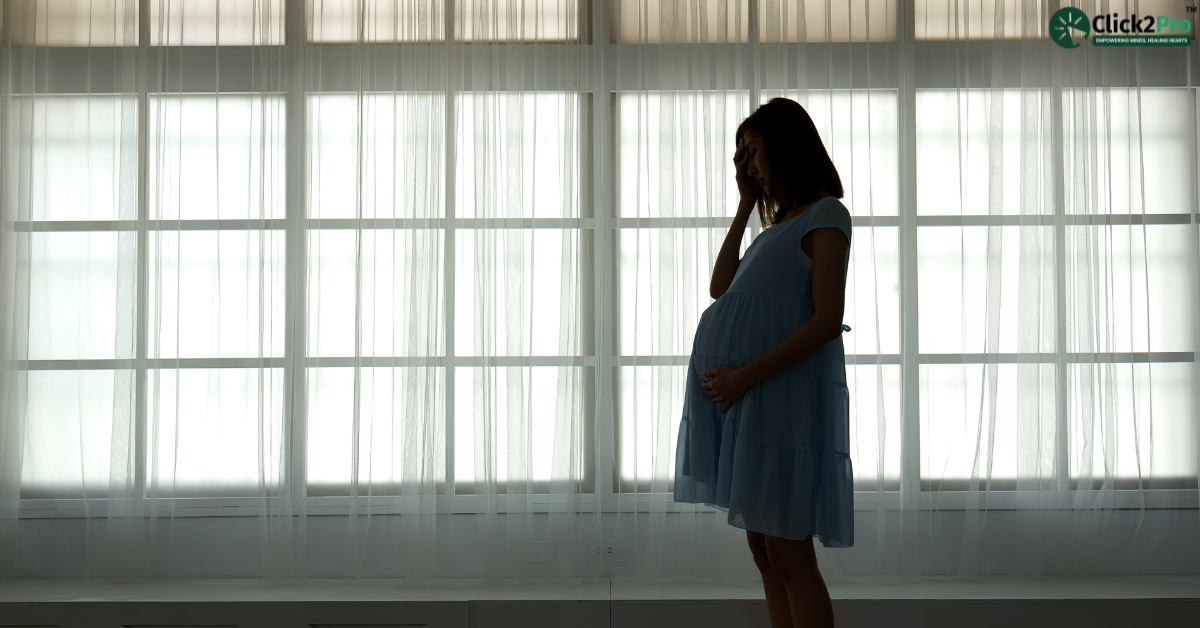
[801,196,852,234]
[808,195,850,219]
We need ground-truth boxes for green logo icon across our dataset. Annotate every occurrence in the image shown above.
[1050,7,1091,48]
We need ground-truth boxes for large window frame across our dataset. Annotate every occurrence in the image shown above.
[7,0,1198,519]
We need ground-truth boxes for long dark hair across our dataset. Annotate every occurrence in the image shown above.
[736,98,844,227]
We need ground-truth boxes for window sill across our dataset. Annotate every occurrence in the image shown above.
[11,488,1197,518]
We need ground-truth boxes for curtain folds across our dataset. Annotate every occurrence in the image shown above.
[1,0,1197,580]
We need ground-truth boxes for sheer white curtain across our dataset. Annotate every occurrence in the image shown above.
[615,0,1198,578]
[1,0,1197,580]
[1,0,593,578]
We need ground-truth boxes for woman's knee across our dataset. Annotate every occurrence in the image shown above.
[746,531,773,572]
[763,534,819,583]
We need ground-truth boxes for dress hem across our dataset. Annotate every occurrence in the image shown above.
[672,497,854,548]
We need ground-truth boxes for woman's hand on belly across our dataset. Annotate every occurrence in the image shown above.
[701,366,749,413]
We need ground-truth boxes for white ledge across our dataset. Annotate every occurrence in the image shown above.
[2,575,1198,603]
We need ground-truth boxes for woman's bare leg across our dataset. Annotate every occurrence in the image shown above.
[763,534,835,628]
[747,531,793,628]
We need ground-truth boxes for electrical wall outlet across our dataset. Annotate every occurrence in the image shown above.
[592,542,623,562]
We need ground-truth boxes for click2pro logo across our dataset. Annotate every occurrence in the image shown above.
[1050,7,1090,48]
[1051,4,1195,48]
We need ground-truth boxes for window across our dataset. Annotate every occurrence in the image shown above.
[151,0,286,45]
[18,96,137,499]
[759,0,897,42]
[5,0,287,46]
[611,0,750,43]
[914,87,1197,490]
[7,0,138,46]
[915,0,1044,40]
[450,92,588,493]
[8,0,1197,514]
[21,369,128,499]
[610,0,897,43]
[309,0,581,42]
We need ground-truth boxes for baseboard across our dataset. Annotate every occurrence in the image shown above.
[1,597,1198,628]
[3,576,1198,628]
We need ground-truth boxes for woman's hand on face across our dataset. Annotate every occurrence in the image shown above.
[733,137,761,203]
[701,366,749,413]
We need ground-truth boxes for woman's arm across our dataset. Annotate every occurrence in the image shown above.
[709,199,756,299]
[710,137,762,299]
[701,227,849,411]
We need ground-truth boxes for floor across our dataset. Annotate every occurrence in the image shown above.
[4,574,1199,601]
[3,576,1198,627]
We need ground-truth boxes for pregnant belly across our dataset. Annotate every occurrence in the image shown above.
[692,292,808,365]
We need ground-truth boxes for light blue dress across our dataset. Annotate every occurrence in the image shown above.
[673,196,854,548]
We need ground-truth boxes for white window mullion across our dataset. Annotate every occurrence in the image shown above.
[749,0,761,107]
[443,0,458,498]
[593,0,617,504]
[747,0,762,242]
[595,169,616,500]
[897,0,922,505]
[1193,86,1200,497]
[284,0,310,508]
[1050,82,1071,495]
[133,0,152,507]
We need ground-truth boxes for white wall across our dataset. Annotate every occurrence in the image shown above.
[14,509,1200,578]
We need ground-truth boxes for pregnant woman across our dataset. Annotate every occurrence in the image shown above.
[673,97,854,628]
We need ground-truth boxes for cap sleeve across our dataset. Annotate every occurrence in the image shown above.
[800,197,852,249]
